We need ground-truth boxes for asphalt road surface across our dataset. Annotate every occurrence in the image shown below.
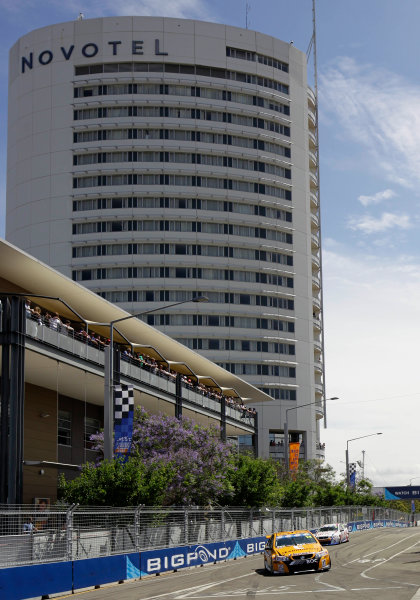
[64,528,420,600]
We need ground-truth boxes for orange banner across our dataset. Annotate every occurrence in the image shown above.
[289,442,300,472]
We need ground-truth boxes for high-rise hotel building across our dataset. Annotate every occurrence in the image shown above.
[6,17,325,461]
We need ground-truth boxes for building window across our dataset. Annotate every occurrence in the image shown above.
[84,417,100,449]
[58,410,72,446]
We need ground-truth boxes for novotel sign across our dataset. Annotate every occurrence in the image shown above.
[21,39,168,74]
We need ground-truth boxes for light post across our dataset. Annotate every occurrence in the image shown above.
[346,433,382,488]
[284,396,338,470]
[93,296,208,460]
[409,477,420,486]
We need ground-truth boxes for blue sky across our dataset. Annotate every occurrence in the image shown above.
[1,0,420,487]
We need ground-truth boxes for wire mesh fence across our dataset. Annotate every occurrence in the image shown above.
[0,504,409,568]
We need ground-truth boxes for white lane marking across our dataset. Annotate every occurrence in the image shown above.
[410,588,420,599]
[350,588,404,592]
[207,585,297,595]
[342,532,420,566]
[314,574,345,591]
[137,573,257,600]
[177,587,297,598]
[356,558,385,563]
[361,539,420,580]
[177,588,405,597]
[175,572,259,599]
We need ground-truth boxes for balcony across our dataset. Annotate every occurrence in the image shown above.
[312,297,321,310]
[314,355,323,370]
[307,86,316,108]
[310,171,318,189]
[316,441,326,459]
[314,382,324,395]
[312,275,320,290]
[312,253,320,269]
[311,212,319,228]
[309,150,317,168]
[269,445,305,460]
[310,192,319,207]
[308,109,316,128]
[313,316,321,332]
[308,130,317,148]
[315,402,324,420]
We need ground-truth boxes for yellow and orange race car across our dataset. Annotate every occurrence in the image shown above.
[263,529,331,575]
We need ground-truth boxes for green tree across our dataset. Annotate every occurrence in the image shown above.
[221,454,282,507]
[58,457,173,506]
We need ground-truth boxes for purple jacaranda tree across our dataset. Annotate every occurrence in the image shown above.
[91,407,235,505]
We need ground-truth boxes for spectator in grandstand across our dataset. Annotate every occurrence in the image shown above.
[49,312,62,331]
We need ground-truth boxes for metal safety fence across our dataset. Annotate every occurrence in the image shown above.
[0,504,409,568]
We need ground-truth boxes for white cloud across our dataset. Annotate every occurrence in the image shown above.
[358,189,396,207]
[82,0,212,19]
[1,0,213,20]
[322,249,420,485]
[320,58,420,189]
[348,212,412,234]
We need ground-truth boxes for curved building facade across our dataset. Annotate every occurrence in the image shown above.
[6,17,325,461]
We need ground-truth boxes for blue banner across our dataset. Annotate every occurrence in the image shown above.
[347,519,409,532]
[349,463,357,489]
[139,537,267,575]
[73,553,141,589]
[113,384,134,460]
[384,486,420,500]
[0,561,72,600]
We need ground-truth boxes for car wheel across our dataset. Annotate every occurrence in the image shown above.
[323,559,332,572]
[319,558,331,572]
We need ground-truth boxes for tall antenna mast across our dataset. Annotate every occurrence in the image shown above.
[245,2,251,29]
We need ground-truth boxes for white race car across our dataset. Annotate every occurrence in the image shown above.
[315,523,349,545]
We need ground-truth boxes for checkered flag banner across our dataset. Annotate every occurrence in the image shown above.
[113,384,134,460]
[349,462,357,489]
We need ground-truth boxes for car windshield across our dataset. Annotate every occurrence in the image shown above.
[318,525,337,532]
[275,533,316,547]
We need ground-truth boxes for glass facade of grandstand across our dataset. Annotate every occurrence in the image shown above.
[6,17,325,461]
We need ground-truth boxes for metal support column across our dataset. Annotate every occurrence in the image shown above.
[252,410,258,457]
[0,296,26,504]
[175,373,183,419]
[220,396,226,441]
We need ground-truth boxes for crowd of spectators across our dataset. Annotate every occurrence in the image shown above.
[25,300,257,419]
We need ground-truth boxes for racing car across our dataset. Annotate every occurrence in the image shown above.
[264,529,331,575]
[315,523,349,545]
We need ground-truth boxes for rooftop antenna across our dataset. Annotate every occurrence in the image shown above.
[245,2,251,29]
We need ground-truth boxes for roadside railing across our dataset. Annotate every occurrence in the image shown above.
[0,504,410,569]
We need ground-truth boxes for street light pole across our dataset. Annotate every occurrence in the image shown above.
[346,433,383,488]
[100,296,208,460]
[284,396,338,471]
